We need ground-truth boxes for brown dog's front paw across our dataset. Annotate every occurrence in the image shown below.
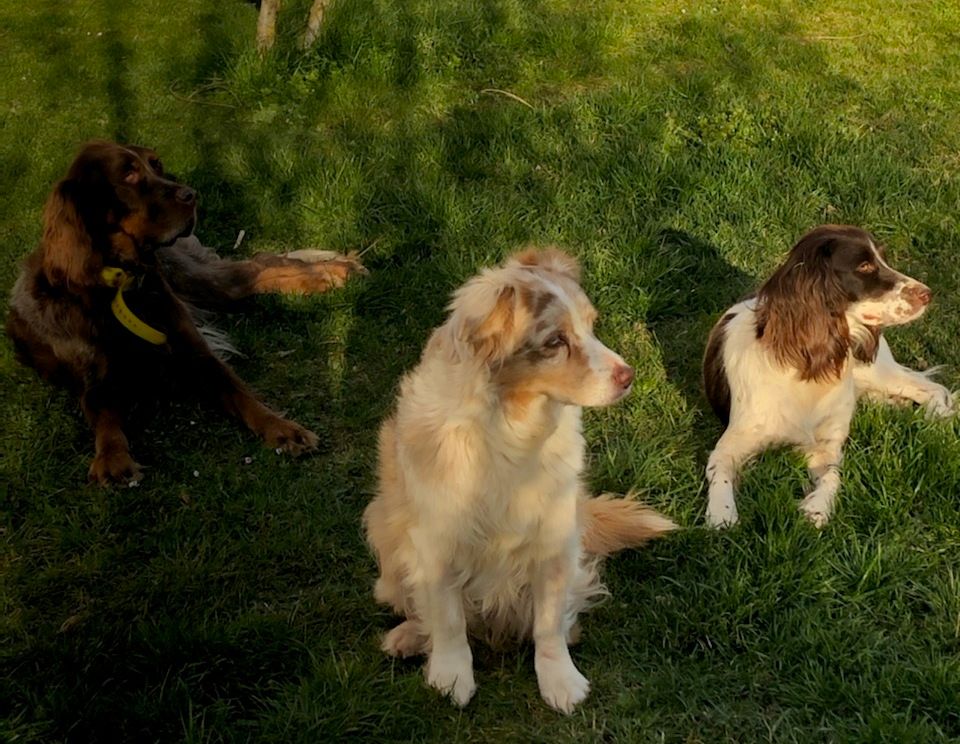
[263,418,319,456]
[88,450,143,486]
[283,249,368,288]
[339,251,369,276]
[321,254,368,288]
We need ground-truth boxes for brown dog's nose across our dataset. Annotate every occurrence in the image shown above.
[902,283,932,307]
[176,186,196,205]
[613,364,635,389]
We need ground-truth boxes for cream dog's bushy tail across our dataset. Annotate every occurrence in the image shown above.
[580,494,677,556]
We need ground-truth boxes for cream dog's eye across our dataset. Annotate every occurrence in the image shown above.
[544,332,568,349]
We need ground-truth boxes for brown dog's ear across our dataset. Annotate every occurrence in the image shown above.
[756,237,849,382]
[41,179,97,287]
[509,246,581,282]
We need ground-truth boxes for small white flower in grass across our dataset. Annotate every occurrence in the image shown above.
[243,456,253,465]
[193,470,200,478]
[275,447,283,455]
[128,479,141,489]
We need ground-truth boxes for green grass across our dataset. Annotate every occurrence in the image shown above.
[3,0,960,740]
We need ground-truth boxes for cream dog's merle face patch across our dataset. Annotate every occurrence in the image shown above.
[490,265,634,409]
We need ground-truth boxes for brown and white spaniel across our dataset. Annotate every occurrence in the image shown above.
[7,140,363,484]
[702,225,954,528]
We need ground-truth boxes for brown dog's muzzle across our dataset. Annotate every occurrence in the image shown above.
[176,186,196,206]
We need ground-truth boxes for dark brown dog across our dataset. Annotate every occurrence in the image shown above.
[7,140,363,484]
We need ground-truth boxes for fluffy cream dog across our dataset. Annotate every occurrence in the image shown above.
[364,248,675,713]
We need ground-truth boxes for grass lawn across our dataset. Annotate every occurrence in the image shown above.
[4,0,960,740]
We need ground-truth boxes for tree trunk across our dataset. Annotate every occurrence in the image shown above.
[257,0,281,54]
[302,0,329,48]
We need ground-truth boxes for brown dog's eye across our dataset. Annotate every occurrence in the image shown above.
[856,261,877,274]
[149,158,163,175]
[544,332,568,350]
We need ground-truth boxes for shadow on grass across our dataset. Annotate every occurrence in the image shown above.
[646,228,754,423]
[101,0,135,142]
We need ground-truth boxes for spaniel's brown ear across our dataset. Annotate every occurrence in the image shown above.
[41,179,96,287]
[756,244,849,382]
[509,246,581,282]
[852,325,882,364]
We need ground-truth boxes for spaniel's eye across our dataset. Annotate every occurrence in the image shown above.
[856,261,877,274]
[544,332,568,350]
[123,163,140,185]
[149,158,163,174]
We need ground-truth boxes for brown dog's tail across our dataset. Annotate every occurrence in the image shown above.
[580,494,677,556]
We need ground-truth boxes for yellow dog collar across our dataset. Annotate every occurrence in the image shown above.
[100,267,168,345]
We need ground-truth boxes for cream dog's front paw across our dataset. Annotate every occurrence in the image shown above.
[535,648,590,713]
[425,646,476,707]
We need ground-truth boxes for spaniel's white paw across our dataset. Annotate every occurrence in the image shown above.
[706,500,739,528]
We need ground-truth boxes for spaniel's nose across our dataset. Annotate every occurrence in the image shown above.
[176,187,196,205]
[613,364,635,389]
[902,283,932,307]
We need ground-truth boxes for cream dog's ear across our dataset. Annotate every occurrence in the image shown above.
[508,246,580,282]
[465,285,518,364]
[446,276,526,366]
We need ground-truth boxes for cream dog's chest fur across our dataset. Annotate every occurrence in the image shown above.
[400,392,584,565]
[475,409,583,558]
